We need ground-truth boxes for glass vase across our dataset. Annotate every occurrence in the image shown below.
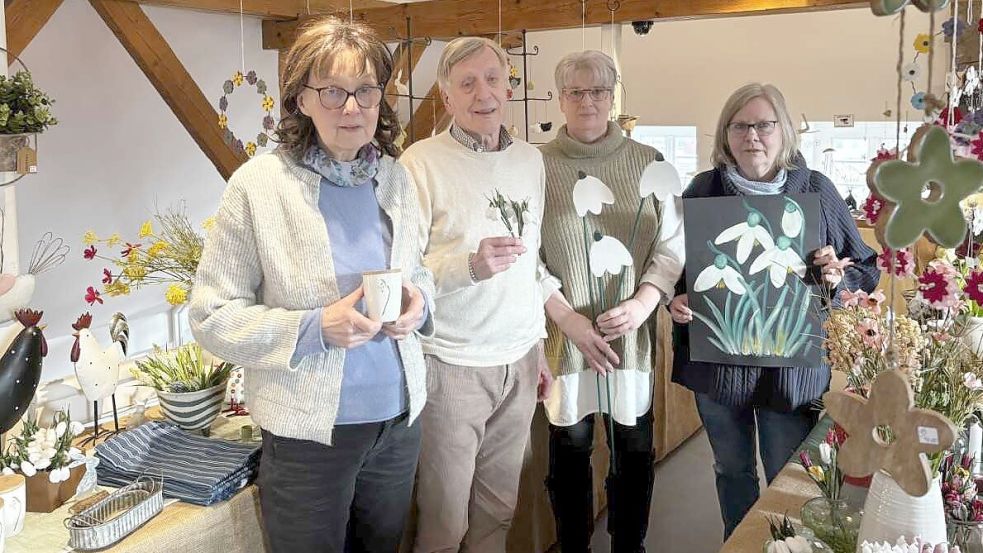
[800,496,862,553]
[949,519,983,553]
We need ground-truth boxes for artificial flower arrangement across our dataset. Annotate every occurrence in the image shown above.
[81,207,214,306]
[486,189,532,238]
[764,513,831,553]
[0,410,84,484]
[131,342,234,394]
[798,425,847,501]
[940,451,983,523]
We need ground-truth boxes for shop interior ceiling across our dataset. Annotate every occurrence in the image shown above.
[2,0,867,180]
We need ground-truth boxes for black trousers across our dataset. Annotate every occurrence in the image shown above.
[258,412,421,553]
[547,411,655,553]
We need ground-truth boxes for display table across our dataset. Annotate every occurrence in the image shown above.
[5,412,266,553]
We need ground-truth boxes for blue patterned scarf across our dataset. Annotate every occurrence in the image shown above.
[302,143,380,187]
[724,164,787,196]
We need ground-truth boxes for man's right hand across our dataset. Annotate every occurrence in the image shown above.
[321,286,383,349]
[470,236,527,281]
[556,310,620,375]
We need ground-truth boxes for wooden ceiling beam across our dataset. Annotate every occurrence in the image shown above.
[131,0,390,20]
[264,0,865,49]
[5,0,64,65]
[90,0,247,180]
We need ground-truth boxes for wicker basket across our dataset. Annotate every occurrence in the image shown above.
[64,474,163,550]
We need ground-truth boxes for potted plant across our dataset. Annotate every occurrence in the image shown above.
[0,70,57,172]
[762,514,833,553]
[132,343,234,434]
[0,411,86,513]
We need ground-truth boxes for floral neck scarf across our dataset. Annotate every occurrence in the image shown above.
[302,143,380,187]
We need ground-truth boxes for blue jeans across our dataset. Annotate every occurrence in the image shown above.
[695,393,817,539]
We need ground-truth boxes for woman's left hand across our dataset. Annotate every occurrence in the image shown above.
[596,297,655,342]
[813,245,853,287]
[382,282,426,340]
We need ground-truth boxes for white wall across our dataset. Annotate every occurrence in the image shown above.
[505,7,950,164]
[9,0,278,415]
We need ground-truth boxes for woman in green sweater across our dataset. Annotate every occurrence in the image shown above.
[539,50,685,553]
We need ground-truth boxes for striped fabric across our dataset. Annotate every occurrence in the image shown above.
[95,421,260,506]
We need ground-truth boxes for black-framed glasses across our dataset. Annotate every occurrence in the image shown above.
[727,120,779,136]
[562,88,613,102]
[303,84,384,110]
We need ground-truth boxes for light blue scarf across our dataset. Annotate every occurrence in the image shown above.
[302,143,380,188]
[724,164,787,196]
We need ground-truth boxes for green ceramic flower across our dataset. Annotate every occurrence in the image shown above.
[874,126,983,248]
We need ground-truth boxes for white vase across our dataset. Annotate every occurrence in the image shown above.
[0,474,24,537]
[964,316,983,356]
[856,470,947,551]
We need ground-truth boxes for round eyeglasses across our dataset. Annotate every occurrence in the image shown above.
[303,84,384,110]
[727,121,779,136]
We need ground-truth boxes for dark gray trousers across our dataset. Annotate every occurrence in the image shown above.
[259,412,421,553]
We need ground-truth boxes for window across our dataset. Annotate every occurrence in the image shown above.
[631,126,699,182]
[798,121,913,205]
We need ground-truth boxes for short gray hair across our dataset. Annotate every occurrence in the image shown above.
[711,83,800,170]
[554,50,618,91]
[437,37,507,91]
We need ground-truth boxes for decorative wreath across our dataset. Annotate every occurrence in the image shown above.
[218,70,276,157]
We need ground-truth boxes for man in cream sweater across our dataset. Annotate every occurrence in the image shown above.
[401,37,559,553]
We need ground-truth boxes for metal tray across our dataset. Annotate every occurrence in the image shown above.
[64,473,164,550]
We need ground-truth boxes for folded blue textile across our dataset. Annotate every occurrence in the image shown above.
[95,420,260,506]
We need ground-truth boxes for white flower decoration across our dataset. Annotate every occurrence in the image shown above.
[966,66,980,96]
[48,466,70,484]
[573,171,615,217]
[588,232,633,277]
[901,62,922,83]
[781,199,803,238]
[33,457,50,471]
[637,159,683,201]
[20,460,36,477]
[749,235,807,288]
[965,372,983,390]
[55,421,66,438]
[715,211,775,263]
[0,467,12,476]
[693,254,746,295]
[819,442,832,465]
[70,421,85,435]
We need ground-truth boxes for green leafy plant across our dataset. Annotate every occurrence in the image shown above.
[0,70,57,134]
[132,343,234,393]
[486,189,531,238]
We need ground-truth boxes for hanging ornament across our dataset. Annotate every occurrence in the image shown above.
[218,70,276,158]
[507,60,521,89]
[508,124,520,138]
[869,0,950,16]
[529,122,553,133]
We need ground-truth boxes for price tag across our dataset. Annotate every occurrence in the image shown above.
[16,146,36,175]
[917,426,940,446]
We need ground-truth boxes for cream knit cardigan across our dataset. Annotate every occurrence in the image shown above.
[190,150,435,446]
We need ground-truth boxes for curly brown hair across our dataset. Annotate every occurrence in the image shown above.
[275,17,400,159]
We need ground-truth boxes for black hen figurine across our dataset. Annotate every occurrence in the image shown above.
[0,309,47,434]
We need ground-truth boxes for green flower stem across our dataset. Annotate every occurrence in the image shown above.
[595,273,618,476]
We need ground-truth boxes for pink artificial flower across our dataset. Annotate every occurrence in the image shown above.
[83,246,97,260]
[859,318,884,349]
[839,289,868,308]
[84,286,103,306]
[919,265,960,309]
[863,195,884,224]
[965,270,983,305]
[972,132,983,161]
[877,248,915,278]
[101,269,112,285]
[863,290,887,315]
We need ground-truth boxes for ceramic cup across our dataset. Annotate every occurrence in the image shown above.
[0,474,25,537]
[362,270,402,323]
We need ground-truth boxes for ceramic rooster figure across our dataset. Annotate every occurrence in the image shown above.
[71,312,128,443]
[0,309,48,434]
[0,222,69,324]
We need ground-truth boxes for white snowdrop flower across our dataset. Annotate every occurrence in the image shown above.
[33,457,50,471]
[750,236,807,288]
[786,536,812,553]
[69,421,84,436]
[693,254,746,295]
[637,159,683,201]
[572,172,615,217]
[588,233,633,277]
[715,211,775,263]
[0,467,12,476]
[20,460,36,477]
[965,372,983,391]
[42,448,57,460]
[781,199,804,238]
[68,447,82,458]
[55,421,66,438]
[28,451,40,464]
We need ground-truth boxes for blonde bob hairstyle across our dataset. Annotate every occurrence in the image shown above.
[274,17,400,159]
[436,37,508,92]
[710,83,799,171]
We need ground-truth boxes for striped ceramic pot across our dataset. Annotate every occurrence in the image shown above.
[156,381,227,432]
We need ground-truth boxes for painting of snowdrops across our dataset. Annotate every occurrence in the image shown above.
[683,193,822,367]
